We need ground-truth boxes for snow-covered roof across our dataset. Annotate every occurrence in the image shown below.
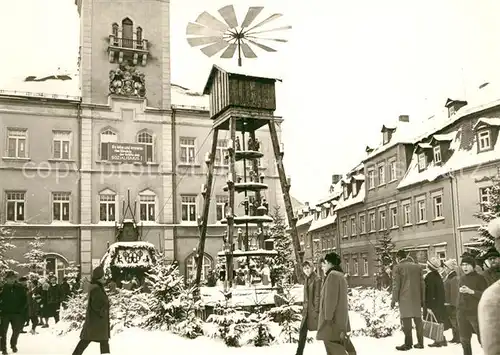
[352,174,365,181]
[431,132,456,142]
[308,214,337,233]
[0,72,80,100]
[398,124,500,189]
[472,117,500,130]
[334,181,366,212]
[364,120,416,161]
[296,214,314,227]
[171,83,209,110]
[417,142,432,149]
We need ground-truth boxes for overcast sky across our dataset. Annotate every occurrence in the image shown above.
[1,0,500,204]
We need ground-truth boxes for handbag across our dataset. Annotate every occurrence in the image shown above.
[422,311,445,342]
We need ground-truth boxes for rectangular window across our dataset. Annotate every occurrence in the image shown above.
[403,202,411,225]
[52,192,70,222]
[378,164,386,185]
[6,191,25,222]
[341,218,348,237]
[344,258,350,275]
[359,214,366,233]
[379,209,386,230]
[480,187,492,212]
[215,139,229,166]
[417,198,426,222]
[362,255,369,276]
[369,212,376,231]
[433,194,443,219]
[435,247,447,262]
[433,146,442,163]
[216,195,228,222]
[478,130,491,151]
[350,216,356,236]
[353,256,359,276]
[99,194,116,222]
[321,207,329,219]
[368,169,375,189]
[180,137,196,164]
[7,129,27,158]
[390,205,398,227]
[418,153,426,170]
[139,194,156,222]
[352,182,357,196]
[389,160,397,181]
[137,132,154,162]
[181,195,197,222]
[53,131,71,160]
[343,185,349,199]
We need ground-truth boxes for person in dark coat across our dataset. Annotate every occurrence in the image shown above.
[27,279,42,334]
[44,275,62,325]
[295,260,321,355]
[316,253,353,355]
[391,249,425,351]
[457,255,487,355]
[0,271,28,355]
[480,248,500,287]
[443,259,460,343]
[60,277,71,309]
[72,266,110,355]
[424,257,449,347]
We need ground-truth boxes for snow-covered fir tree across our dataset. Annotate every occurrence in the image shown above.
[374,230,395,267]
[268,206,294,286]
[0,226,16,276]
[473,177,500,250]
[19,235,46,277]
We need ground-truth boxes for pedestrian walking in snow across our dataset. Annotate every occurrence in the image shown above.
[457,255,487,355]
[391,249,425,351]
[296,261,321,355]
[478,217,500,355]
[0,271,28,355]
[316,253,352,355]
[72,266,110,355]
[424,257,449,347]
[479,247,500,287]
[443,259,460,343]
[44,275,62,325]
[16,277,29,334]
[60,277,71,309]
[27,279,42,334]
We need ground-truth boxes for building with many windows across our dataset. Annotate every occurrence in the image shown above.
[0,0,287,281]
[295,83,500,286]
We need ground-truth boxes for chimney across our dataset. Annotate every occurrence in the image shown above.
[305,202,309,207]
[331,174,342,185]
[399,115,409,122]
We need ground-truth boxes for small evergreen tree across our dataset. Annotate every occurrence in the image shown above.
[374,230,395,267]
[472,177,500,251]
[268,206,294,287]
[19,235,46,277]
[0,226,16,276]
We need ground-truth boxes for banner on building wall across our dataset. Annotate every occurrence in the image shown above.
[109,143,146,163]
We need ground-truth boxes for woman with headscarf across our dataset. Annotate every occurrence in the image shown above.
[443,259,460,343]
[424,257,449,347]
[72,266,110,355]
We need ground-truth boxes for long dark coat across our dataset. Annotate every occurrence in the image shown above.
[443,269,459,307]
[300,272,321,331]
[392,257,425,319]
[80,282,110,342]
[316,268,350,342]
[424,269,449,327]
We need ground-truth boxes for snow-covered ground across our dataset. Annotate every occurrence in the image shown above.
[8,316,482,355]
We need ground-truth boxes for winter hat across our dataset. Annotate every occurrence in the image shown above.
[324,252,341,266]
[427,257,441,270]
[91,266,105,280]
[396,249,408,260]
[443,259,457,270]
[483,247,500,260]
[461,256,476,267]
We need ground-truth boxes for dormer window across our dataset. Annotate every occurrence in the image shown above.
[343,185,349,200]
[445,98,468,118]
[478,130,492,152]
[418,153,427,171]
[381,125,395,145]
[383,131,389,144]
[352,181,357,196]
[433,146,442,164]
[321,207,329,219]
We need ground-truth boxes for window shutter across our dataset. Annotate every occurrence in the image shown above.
[7,138,16,157]
[101,142,109,160]
[54,140,61,159]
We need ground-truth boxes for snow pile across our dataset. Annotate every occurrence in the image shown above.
[349,287,400,338]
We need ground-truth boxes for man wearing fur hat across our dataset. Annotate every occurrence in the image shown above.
[424,257,449,347]
[479,247,500,287]
[457,255,487,355]
[316,252,352,355]
[479,217,500,355]
[391,249,425,351]
[443,259,460,343]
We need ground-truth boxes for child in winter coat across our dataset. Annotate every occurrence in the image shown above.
[457,256,487,355]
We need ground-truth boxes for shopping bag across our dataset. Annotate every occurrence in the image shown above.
[343,335,357,355]
[422,311,445,342]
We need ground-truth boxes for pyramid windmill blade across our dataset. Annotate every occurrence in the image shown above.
[241,43,257,58]
[195,11,229,32]
[218,5,238,28]
[186,22,224,36]
[200,40,230,57]
[220,43,237,58]
[245,13,283,32]
[187,36,222,47]
[241,6,264,28]
[247,39,277,52]
[246,36,288,43]
[246,25,292,36]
